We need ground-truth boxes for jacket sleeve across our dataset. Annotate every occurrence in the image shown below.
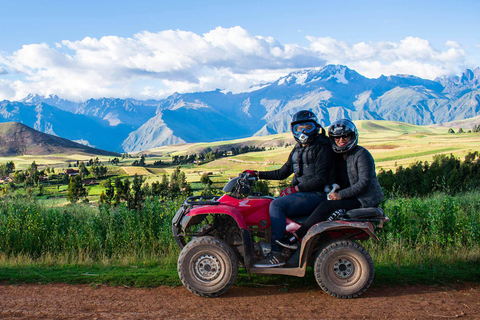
[258,149,294,180]
[338,148,375,199]
[296,144,333,192]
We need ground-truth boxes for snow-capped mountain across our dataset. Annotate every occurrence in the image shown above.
[3,65,480,152]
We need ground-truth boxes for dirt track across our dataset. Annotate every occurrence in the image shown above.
[1,283,479,319]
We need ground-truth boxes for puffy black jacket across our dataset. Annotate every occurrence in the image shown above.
[258,134,334,192]
[337,146,384,207]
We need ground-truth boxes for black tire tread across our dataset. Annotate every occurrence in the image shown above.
[177,236,238,298]
[314,239,374,299]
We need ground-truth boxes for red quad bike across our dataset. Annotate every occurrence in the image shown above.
[172,173,389,298]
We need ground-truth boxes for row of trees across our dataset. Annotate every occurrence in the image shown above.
[97,166,191,209]
[448,123,480,133]
[172,146,267,166]
[378,152,480,197]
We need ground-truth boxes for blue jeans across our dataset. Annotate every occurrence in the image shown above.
[269,191,326,251]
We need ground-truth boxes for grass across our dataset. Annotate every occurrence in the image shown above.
[1,191,480,289]
[1,250,478,289]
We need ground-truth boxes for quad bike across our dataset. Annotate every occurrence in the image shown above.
[172,173,389,298]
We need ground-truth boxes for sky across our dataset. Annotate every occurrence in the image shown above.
[0,0,479,101]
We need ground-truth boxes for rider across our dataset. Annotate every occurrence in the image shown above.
[244,110,334,268]
[276,119,384,250]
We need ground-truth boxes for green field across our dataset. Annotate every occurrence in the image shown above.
[2,120,480,201]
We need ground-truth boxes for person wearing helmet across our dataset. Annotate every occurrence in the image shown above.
[243,110,334,267]
[276,119,384,250]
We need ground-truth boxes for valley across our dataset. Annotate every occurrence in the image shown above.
[1,119,479,205]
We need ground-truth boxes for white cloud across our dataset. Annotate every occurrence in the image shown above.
[445,40,460,48]
[306,36,468,79]
[0,27,473,101]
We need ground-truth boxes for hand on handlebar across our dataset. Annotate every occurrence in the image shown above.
[242,170,258,177]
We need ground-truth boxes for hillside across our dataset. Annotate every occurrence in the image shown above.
[137,120,480,175]
[0,122,119,157]
[141,120,446,156]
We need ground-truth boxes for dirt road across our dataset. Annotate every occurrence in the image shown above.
[1,283,479,319]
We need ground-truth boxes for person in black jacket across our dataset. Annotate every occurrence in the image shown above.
[276,119,384,250]
[244,110,334,268]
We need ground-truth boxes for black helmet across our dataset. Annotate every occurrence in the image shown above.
[291,110,322,144]
[328,119,358,153]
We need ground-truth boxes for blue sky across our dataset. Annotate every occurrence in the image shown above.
[0,0,478,101]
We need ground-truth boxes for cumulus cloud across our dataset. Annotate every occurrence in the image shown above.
[306,36,468,79]
[0,26,472,101]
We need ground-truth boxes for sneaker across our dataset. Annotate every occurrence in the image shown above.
[276,234,299,250]
[253,252,286,268]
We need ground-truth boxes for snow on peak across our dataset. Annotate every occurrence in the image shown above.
[277,65,350,86]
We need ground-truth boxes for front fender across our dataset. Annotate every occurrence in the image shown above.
[298,220,376,268]
[183,204,248,229]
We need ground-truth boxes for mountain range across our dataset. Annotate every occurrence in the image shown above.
[1,65,479,152]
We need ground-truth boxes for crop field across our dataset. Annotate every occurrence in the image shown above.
[166,120,480,181]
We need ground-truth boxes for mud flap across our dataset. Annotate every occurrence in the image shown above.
[285,249,301,268]
[241,228,254,278]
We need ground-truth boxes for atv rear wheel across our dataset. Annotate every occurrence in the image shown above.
[178,236,238,297]
[314,239,374,299]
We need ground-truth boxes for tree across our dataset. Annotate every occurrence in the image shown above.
[0,161,15,176]
[14,170,25,183]
[200,173,212,186]
[91,164,108,178]
[78,161,89,178]
[139,154,146,166]
[128,174,145,210]
[114,177,130,205]
[25,161,40,186]
[99,178,115,205]
[67,175,87,203]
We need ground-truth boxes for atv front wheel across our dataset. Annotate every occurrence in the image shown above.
[178,236,238,297]
[314,239,374,299]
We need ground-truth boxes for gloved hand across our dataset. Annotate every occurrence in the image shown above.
[280,186,297,197]
[242,170,258,177]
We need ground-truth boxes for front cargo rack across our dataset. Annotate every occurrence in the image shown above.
[184,195,221,207]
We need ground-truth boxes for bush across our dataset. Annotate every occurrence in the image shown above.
[378,152,480,197]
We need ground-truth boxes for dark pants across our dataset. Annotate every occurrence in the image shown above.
[269,191,326,251]
[295,198,361,239]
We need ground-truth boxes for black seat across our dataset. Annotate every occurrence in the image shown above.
[343,207,385,219]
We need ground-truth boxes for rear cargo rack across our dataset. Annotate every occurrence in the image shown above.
[339,216,390,228]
